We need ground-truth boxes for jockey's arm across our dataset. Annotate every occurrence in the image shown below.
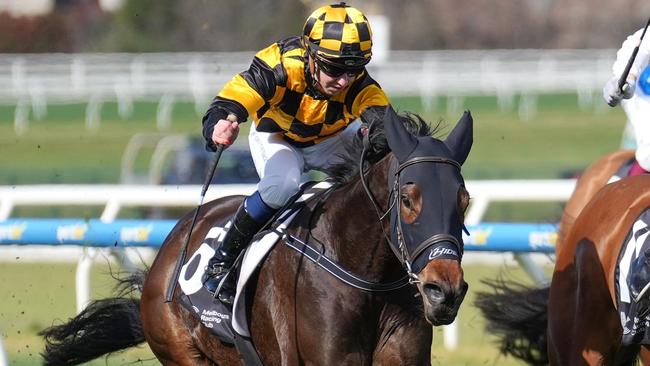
[613,28,650,84]
[202,44,281,151]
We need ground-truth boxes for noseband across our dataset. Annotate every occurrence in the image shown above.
[360,151,464,284]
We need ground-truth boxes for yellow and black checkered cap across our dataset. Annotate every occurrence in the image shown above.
[303,2,372,66]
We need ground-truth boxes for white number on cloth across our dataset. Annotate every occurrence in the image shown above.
[178,226,227,295]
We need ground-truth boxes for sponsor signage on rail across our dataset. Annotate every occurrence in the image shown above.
[0,219,556,253]
[463,222,556,252]
[0,219,176,247]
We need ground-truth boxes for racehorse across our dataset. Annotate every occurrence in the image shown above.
[40,106,474,366]
[476,175,650,365]
[558,149,634,250]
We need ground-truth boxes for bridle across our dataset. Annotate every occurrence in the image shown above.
[359,134,465,284]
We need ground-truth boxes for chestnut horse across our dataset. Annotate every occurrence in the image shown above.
[40,106,473,365]
[558,149,635,249]
[476,175,650,365]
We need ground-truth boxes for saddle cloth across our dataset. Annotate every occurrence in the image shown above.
[616,209,650,346]
[177,181,333,343]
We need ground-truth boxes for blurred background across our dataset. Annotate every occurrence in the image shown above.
[0,0,647,365]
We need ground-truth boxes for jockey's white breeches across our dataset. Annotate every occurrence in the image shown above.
[248,120,361,209]
[623,93,650,171]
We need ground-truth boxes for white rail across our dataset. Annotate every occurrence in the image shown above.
[0,50,614,101]
[1,50,616,133]
[0,180,576,226]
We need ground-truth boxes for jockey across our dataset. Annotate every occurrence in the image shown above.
[605,27,650,314]
[200,2,390,304]
[603,27,650,176]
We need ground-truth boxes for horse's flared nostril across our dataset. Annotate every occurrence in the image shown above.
[460,281,469,296]
[423,283,446,304]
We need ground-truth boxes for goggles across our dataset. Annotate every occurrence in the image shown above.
[315,57,365,78]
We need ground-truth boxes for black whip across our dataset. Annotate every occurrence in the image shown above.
[618,17,650,92]
[164,114,236,303]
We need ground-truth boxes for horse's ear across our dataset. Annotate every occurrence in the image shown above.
[444,110,473,165]
[384,105,418,161]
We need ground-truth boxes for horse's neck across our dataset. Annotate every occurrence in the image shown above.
[323,155,402,282]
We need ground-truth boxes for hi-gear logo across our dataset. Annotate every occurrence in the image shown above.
[56,224,88,242]
[120,225,153,243]
[428,247,458,260]
[0,223,27,241]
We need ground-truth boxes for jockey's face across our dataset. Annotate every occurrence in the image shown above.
[317,70,355,96]
[309,56,358,97]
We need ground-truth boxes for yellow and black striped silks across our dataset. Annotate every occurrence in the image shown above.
[302,3,373,62]
[214,36,388,147]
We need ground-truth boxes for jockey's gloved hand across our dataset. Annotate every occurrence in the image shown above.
[603,76,635,107]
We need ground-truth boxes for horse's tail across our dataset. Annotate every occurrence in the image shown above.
[39,270,147,366]
[474,278,549,366]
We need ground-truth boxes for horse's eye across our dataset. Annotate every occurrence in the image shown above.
[401,194,412,209]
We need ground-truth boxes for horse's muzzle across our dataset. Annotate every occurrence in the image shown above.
[419,279,468,326]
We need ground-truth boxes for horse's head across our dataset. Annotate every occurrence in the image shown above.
[383,106,472,326]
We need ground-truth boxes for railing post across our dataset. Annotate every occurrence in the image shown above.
[13,98,29,136]
[76,247,97,312]
[156,94,175,131]
[85,94,103,133]
[0,333,8,366]
[514,253,550,284]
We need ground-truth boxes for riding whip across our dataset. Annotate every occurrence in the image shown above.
[618,17,650,92]
[165,113,237,303]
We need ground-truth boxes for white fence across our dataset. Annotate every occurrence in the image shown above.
[1,49,616,132]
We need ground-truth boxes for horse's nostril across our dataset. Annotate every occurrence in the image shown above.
[461,281,469,295]
[423,283,445,303]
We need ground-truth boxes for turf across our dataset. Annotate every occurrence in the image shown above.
[0,260,544,365]
[0,94,627,185]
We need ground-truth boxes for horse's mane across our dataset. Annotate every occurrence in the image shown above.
[328,108,440,184]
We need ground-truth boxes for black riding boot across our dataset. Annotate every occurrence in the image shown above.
[203,203,264,304]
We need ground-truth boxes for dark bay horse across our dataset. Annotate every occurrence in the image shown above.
[476,175,650,365]
[558,149,635,250]
[40,106,473,365]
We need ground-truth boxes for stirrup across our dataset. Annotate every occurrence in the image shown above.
[203,261,230,293]
[213,272,235,304]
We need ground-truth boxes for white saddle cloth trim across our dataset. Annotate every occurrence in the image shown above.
[620,220,650,304]
[618,218,650,330]
[608,175,622,184]
[232,210,300,337]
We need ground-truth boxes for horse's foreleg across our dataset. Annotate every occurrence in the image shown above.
[372,315,432,366]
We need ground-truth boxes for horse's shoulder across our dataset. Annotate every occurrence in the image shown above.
[202,195,246,219]
[564,176,650,259]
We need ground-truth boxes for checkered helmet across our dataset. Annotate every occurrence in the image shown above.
[303,2,373,69]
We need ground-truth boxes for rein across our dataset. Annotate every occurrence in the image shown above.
[274,125,464,292]
[359,133,463,284]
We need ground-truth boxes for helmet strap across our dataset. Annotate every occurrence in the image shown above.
[309,54,321,84]
[308,54,328,97]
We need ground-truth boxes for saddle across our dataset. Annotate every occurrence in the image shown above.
[176,181,334,346]
[607,157,636,184]
[616,208,650,346]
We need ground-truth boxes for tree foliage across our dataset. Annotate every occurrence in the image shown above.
[1,0,650,52]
